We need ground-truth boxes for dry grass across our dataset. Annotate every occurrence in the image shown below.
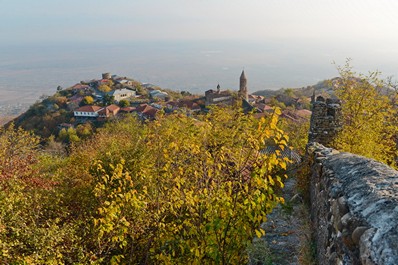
[297,204,317,265]
[247,238,273,265]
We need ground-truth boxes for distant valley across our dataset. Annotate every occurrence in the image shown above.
[0,40,352,121]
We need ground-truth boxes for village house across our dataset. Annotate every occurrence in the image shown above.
[248,94,264,104]
[98,104,120,118]
[255,103,274,113]
[165,99,201,113]
[149,90,168,100]
[71,83,90,92]
[98,79,110,86]
[281,109,312,122]
[68,94,84,106]
[120,107,135,113]
[141,83,157,90]
[108,88,136,102]
[135,104,159,120]
[73,105,102,118]
[80,79,99,87]
[115,79,134,86]
[178,100,201,112]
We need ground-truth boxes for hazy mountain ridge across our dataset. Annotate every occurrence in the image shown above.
[253,78,338,98]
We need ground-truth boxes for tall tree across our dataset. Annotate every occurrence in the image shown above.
[333,61,398,167]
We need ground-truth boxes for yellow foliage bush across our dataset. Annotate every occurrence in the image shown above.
[92,107,289,264]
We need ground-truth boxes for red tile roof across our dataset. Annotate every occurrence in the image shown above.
[120,107,135,112]
[280,109,312,122]
[75,105,102,112]
[106,104,120,112]
[256,103,273,112]
[178,100,201,110]
[143,107,158,117]
[72,83,90,90]
[135,104,150,112]
[136,104,158,118]
[98,108,109,115]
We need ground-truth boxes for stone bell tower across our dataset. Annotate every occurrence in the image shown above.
[239,70,248,101]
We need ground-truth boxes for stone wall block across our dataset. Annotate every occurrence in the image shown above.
[342,228,355,250]
[340,212,352,228]
[337,196,349,216]
[329,183,343,199]
[359,228,376,265]
[336,217,343,232]
[328,252,339,265]
[352,226,369,245]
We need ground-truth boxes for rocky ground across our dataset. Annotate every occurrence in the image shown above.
[249,175,312,265]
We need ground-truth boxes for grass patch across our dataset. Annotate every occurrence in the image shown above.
[247,239,274,265]
[280,200,294,215]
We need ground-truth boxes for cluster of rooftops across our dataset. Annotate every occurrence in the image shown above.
[66,71,311,123]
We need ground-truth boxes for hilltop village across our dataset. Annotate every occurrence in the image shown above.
[11,71,312,143]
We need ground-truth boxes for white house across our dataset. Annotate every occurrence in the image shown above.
[150,90,168,100]
[74,105,103,118]
[108,88,136,102]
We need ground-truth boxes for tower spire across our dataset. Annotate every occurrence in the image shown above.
[239,70,248,101]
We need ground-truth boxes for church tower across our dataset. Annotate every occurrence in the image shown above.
[239,70,248,101]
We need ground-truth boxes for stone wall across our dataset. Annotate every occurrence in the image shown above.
[307,142,398,265]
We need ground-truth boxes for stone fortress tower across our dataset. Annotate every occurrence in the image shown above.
[308,92,342,147]
[102,73,111,80]
[239,70,248,101]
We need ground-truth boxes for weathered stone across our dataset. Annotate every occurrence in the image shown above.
[359,228,376,265]
[342,228,355,250]
[328,252,339,265]
[336,218,343,232]
[337,196,349,216]
[352,226,368,245]
[340,212,352,228]
[329,184,343,199]
[330,149,340,155]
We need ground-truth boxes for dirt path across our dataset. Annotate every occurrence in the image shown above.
[249,177,311,265]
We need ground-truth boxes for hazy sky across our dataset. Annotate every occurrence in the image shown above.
[2,0,398,45]
[2,0,398,102]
